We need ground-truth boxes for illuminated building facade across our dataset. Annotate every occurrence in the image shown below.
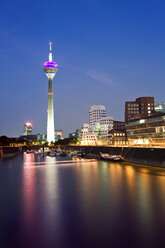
[89,105,107,128]
[108,120,127,145]
[108,130,127,146]
[55,130,63,141]
[81,123,89,137]
[125,97,155,123]
[24,122,32,135]
[126,113,165,146]
[80,134,98,146]
[99,116,113,139]
[44,43,58,143]
[88,105,113,139]
[155,102,165,113]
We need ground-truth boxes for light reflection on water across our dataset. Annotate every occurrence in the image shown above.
[0,154,165,247]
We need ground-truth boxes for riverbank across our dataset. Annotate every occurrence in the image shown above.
[70,145,165,168]
[0,146,19,159]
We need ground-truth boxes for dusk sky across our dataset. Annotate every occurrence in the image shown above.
[0,0,165,137]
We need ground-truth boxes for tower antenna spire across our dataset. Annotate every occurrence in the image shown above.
[49,42,52,62]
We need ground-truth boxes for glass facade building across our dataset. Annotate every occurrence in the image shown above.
[155,102,165,113]
[126,113,165,146]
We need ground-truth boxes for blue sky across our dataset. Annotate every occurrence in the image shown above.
[0,0,165,137]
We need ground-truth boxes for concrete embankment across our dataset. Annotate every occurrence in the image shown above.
[0,146,19,159]
[70,146,165,168]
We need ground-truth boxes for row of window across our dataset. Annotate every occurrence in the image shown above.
[127,103,154,107]
[127,104,139,107]
[114,133,125,136]
[128,111,139,114]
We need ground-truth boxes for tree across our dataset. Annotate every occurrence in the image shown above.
[55,137,79,146]
[0,136,10,146]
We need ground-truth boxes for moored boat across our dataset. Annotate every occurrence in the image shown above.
[100,153,124,161]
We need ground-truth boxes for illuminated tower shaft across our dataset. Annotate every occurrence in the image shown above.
[44,43,58,143]
[47,78,54,142]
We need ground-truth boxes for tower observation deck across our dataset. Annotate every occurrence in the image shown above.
[44,42,58,143]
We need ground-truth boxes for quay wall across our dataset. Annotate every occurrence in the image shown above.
[70,146,165,168]
[0,147,19,159]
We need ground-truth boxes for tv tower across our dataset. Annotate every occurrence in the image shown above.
[44,42,58,143]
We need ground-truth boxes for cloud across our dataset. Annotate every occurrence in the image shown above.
[87,70,118,88]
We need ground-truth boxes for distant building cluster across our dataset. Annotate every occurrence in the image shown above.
[78,105,127,146]
[20,122,63,144]
[79,105,122,145]
[70,96,165,147]
[20,97,165,147]
[125,97,165,146]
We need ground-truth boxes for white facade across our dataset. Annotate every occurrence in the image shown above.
[81,123,89,137]
[99,116,114,139]
[80,105,114,145]
[89,105,107,133]
[80,134,98,146]
[89,105,107,126]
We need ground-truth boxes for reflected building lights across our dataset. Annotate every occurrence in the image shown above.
[22,153,36,234]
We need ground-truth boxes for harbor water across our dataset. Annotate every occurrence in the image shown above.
[1,153,165,247]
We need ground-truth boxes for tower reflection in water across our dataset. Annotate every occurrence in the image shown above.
[19,154,165,247]
[22,154,61,246]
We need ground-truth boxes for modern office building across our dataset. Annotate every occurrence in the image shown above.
[44,42,58,143]
[81,123,89,137]
[69,129,81,139]
[99,116,113,139]
[89,105,107,127]
[125,97,155,123]
[126,113,165,146]
[37,133,46,142]
[155,102,165,113]
[24,122,32,136]
[88,105,114,139]
[55,130,63,141]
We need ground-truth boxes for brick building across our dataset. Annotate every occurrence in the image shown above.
[108,120,127,146]
[125,97,155,123]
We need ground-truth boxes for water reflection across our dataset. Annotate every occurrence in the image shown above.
[1,154,165,247]
[23,153,35,222]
